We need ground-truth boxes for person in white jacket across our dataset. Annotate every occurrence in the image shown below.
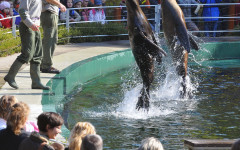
[89,0,106,24]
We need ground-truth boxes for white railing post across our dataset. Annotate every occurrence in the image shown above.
[12,16,16,37]
[66,9,70,32]
[155,4,161,34]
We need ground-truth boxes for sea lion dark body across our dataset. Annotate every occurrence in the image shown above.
[126,0,166,110]
[161,0,199,97]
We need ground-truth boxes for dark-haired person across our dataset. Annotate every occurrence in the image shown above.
[81,134,103,150]
[0,102,30,150]
[19,112,64,150]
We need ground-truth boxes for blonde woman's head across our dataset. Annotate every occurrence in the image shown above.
[7,101,30,135]
[69,122,96,150]
[0,95,18,120]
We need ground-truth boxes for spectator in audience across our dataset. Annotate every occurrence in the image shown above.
[81,134,103,150]
[177,0,201,36]
[89,0,106,24]
[120,0,127,20]
[19,112,64,150]
[74,0,83,14]
[0,95,18,130]
[60,0,81,22]
[0,95,39,132]
[82,0,93,7]
[0,102,30,150]
[51,142,65,150]
[81,0,92,21]
[0,1,12,28]
[101,0,106,14]
[13,0,21,26]
[232,139,240,150]
[139,0,156,30]
[68,122,96,150]
[199,0,222,37]
[218,0,236,36]
[138,137,164,150]
[235,0,240,27]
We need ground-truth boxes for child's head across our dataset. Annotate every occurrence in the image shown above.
[0,1,11,14]
[74,0,82,8]
[13,0,20,10]
[0,95,18,120]
[69,122,96,150]
[82,0,89,7]
[94,0,102,6]
[66,0,73,8]
[50,142,65,150]
[7,102,30,135]
[37,112,64,139]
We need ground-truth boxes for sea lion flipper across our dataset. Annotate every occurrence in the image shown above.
[188,33,200,51]
[176,25,191,53]
[139,31,167,57]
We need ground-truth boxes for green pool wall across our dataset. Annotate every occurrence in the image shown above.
[41,41,240,137]
[190,41,240,61]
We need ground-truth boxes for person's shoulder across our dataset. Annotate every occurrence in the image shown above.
[19,130,31,139]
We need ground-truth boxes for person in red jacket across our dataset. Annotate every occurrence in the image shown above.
[0,1,12,28]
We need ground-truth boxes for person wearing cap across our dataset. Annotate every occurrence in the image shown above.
[40,0,67,74]
[0,1,12,28]
[89,0,106,24]
[74,0,83,14]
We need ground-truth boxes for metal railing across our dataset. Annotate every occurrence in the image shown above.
[1,3,240,38]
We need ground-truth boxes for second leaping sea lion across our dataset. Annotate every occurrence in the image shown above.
[161,0,200,98]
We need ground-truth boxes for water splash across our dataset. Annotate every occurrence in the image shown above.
[113,52,199,119]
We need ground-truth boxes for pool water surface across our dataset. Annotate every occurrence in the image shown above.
[62,59,240,150]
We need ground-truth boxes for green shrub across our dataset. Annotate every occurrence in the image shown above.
[0,21,128,57]
[58,22,128,43]
[58,25,70,45]
[0,28,21,57]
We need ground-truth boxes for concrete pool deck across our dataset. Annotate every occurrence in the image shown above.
[0,37,239,122]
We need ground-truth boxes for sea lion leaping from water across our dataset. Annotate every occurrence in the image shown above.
[126,0,167,110]
[161,0,199,97]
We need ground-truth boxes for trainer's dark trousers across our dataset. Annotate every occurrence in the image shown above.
[17,22,42,64]
[40,10,58,69]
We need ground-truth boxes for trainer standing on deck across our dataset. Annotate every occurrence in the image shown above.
[40,0,66,74]
[4,0,50,90]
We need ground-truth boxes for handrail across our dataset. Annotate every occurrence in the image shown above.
[1,3,240,38]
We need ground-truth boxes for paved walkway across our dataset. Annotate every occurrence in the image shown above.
[0,40,130,121]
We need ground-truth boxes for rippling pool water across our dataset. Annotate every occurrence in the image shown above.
[62,59,240,150]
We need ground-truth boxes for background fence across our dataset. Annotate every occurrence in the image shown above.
[0,3,240,40]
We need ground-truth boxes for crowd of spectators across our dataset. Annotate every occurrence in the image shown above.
[0,0,240,37]
[0,94,168,150]
[1,93,239,150]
